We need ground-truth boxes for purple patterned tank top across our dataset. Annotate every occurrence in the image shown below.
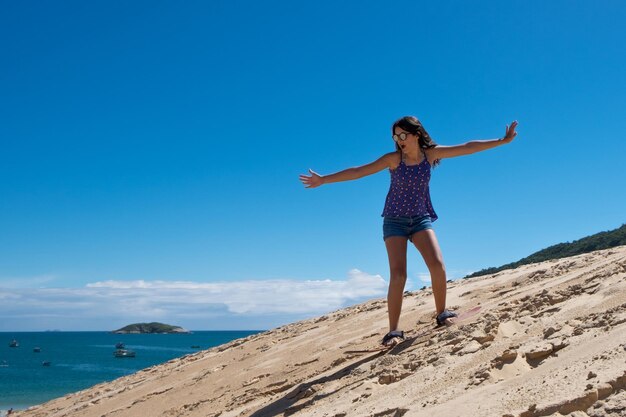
[381,156,438,220]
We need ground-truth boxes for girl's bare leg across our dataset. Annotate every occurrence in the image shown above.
[410,229,448,315]
[384,236,408,331]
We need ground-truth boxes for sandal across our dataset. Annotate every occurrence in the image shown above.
[436,310,458,327]
[381,330,405,347]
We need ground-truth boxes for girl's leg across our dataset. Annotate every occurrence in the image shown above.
[410,229,448,315]
[384,236,408,331]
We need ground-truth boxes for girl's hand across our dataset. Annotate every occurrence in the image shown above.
[299,169,323,188]
[501,120,518,144]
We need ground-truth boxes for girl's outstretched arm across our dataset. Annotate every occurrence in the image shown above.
[430,121,519,161]
[300,152,396,188]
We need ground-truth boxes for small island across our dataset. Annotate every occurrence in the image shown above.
[112,322,191,334]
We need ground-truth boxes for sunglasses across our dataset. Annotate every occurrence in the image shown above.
[392,132,410,142]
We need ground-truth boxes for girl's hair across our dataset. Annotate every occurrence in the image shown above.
[391,116,440,166]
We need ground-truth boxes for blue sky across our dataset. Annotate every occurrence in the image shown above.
[1,1,624,331]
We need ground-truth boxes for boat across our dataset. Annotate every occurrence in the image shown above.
[33,347,41,353]
[190,345,201,349]
[114,349,136,358]
[8,340,18,348]
[42,361,51,366]
[115,342,125,349]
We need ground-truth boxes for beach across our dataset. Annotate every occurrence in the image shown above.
[10,246,626,417]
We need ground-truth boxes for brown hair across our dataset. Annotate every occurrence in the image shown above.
[391,116,440,166]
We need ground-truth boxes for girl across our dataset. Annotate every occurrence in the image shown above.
[300,116,518,347]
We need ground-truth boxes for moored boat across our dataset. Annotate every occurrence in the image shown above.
[114,349,136,358]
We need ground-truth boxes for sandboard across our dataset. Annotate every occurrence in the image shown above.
[344,306,482,355]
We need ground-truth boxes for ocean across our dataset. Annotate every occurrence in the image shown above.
[0,330,261,413]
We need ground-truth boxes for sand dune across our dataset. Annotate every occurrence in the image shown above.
[15,246,626,417]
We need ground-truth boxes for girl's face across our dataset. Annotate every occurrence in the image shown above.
[393,127,419,153]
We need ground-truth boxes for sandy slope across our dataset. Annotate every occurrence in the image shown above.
[15,246,626,417]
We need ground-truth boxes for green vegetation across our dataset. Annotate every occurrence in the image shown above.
[464,223,626,279]
[112,322,189,334]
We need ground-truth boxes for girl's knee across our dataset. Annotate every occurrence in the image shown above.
[389,270,407,282]
[428,258,446,273]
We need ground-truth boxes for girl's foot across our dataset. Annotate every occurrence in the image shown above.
[381,330,405,347]
[436,310,458,327]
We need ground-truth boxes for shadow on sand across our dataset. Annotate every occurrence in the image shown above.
[248,338,418,417]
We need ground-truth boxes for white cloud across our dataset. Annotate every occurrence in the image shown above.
[0,274,58,288]
[416,273,432,285]
[0,269,388,331]
[85,268,386,314]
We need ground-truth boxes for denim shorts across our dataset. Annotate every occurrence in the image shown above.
[383,215,433,241]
